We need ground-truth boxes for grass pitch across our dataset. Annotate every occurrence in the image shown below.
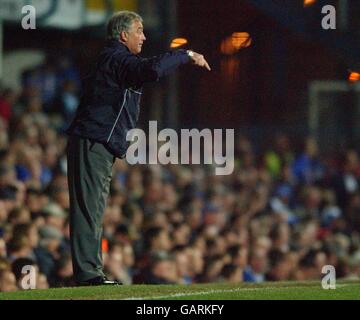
[0,280,359,300]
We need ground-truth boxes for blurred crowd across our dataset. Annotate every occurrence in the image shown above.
[1,57,360,292]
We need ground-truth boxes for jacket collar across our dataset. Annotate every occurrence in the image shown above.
[105,39,130,52]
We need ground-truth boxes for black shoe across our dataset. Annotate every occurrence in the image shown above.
[77,276,123,286]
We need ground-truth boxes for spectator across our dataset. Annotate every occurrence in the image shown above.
[35,225,63,278]
[104,241,131,285]
[265,133,294,179]
[173,245,192,284]
[266,250,295,281]
[7,207,31,225]
[200,254,227,283]
[145,251,178,284]
[49,253,75,288]
[244,249,268,283]
[187,245,204,283]
[0,267,17,292]
[121,242,135,281]
[292,137,325,185]
[219,264,243,283]
[54,80,79,125]
[41,202,67,232]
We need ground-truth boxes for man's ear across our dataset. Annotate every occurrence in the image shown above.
[120,31,128,43]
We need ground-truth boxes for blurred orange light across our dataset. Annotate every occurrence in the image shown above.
[232,32,252,49]
[170,38,188,48]
[349,72,360,82]
[304,0,317,7]
[221,32,252,55]
[102,238,109,253]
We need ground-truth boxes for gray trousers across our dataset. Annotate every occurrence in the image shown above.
[67,135,115,281]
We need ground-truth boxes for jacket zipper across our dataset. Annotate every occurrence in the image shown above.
[106,89,128,143]
[129,88,142,95]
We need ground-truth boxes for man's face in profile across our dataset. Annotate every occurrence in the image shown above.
[122,20,146,55]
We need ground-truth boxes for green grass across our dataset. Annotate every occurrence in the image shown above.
[0,280,359,300]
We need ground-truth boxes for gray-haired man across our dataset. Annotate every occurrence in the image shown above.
[66,11,210,286]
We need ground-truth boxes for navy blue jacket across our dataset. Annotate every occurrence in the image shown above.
[66,40,190,158]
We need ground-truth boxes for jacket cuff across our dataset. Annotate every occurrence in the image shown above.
[177,49,192,64]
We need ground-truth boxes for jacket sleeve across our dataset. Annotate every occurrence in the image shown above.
[115,49,191,87]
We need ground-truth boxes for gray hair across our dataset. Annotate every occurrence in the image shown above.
[107,11,143,40]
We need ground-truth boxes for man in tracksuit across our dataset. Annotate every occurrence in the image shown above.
[66,11,210,286]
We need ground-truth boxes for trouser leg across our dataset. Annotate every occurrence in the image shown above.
[67,135,115,282]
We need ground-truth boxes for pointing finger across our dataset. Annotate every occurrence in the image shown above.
[204,61,211,71]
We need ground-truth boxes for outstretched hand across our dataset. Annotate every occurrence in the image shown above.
[188,51,211,71]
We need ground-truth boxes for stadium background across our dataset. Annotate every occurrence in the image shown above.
[1,0,360,292]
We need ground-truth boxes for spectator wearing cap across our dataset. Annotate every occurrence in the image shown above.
[35,225,63,278]
[41,202,67,232]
